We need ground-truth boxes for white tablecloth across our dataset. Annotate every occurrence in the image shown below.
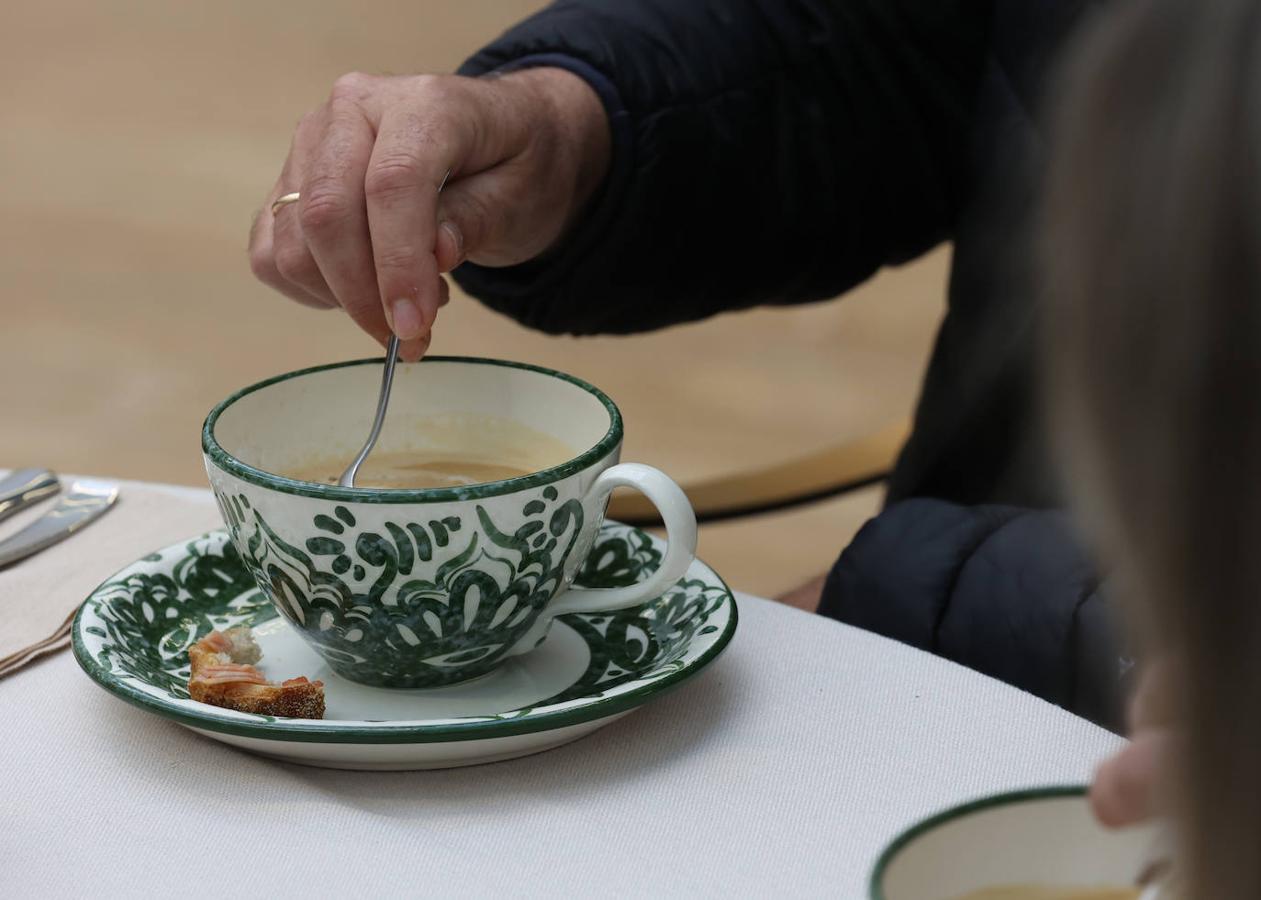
[0,482,1123,898]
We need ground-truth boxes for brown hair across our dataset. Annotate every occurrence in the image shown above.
[1043,0,1261,896]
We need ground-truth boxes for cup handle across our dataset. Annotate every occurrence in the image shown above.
[503,463,697,657]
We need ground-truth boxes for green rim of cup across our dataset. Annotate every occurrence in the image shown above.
[201,355,625,504]
[867,784,1091,900]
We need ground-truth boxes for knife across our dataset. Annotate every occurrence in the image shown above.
[0,468,61,524]
[0,479,119,568]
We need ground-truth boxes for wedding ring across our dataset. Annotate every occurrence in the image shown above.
[270,192,301,216]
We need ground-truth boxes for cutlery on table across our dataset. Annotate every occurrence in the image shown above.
[0,479,119,568]
[0,468,60,524]
[0,605,78,678]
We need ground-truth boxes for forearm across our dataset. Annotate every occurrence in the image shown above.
[454,0,992,335]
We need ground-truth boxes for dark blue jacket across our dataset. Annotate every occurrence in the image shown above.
[821,499,1126,729]
[454,0,1125,728]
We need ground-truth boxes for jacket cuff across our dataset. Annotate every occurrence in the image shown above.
[452,53,633,313]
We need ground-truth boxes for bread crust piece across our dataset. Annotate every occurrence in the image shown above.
[187,626,325,719]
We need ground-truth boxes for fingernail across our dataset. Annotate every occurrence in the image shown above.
[388,297,426,341]
[440,220,463,268]
[398,333,431,362]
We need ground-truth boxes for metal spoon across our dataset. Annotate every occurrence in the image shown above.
[338,168,451,489]
[338,335,401,487]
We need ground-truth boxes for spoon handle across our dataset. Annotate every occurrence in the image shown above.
[338,335,400,488]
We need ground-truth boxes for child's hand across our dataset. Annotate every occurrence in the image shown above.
[1090,662,1176,827]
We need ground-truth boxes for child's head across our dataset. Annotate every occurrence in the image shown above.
[1045,0,1261,895]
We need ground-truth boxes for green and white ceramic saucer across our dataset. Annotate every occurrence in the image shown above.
[72,522,736,770]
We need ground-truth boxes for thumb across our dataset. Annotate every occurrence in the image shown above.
[436,166,569,271]
[434,176,502,272]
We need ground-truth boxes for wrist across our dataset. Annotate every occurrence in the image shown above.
[502,66,612,227]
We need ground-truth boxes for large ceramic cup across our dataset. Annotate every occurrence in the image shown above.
[202,357,697,688]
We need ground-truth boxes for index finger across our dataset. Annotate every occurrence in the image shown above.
[363,107,459,343]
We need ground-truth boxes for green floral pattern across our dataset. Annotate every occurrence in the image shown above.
[80,525,731,720]
[549,530,725,705]
[213,486,594,687]
[83,539,270,699]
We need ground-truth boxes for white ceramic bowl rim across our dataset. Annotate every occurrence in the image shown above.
[868,784,1091,900]
[201,355,624,504]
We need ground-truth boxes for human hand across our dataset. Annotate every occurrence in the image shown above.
[1090,662,1175,828]
[248,67,611,360]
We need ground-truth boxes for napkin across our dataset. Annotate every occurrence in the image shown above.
[0,479,222,676]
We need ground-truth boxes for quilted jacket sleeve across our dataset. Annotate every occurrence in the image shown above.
[818,498,1128,731]
[453,0,992,335]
